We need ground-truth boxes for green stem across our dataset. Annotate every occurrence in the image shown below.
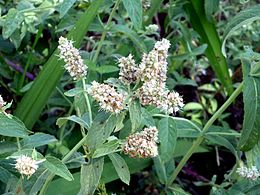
[82,79,93,124]
[92,0,121,63]
[16,137,21,150]
[39,135,88,195]
[168,82,243,184]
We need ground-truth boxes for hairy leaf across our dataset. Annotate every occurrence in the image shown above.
[78,158,104,195]
[108,153,130,185]
[43,156,74,181]
[122,0,142,30]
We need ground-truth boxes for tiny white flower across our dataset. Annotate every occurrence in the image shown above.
[0,95,6,108]
[237,166,260,180]
[15,155,44,177]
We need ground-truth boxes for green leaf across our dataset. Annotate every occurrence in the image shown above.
[206,134,238,158]
[2,8,24,39]
[108,153,130,185]
[56,0,76,18]
[114,112,126,132]
[141,108,155,127]
[46,157,151,195]
[239,59,260,151]
[153,156,167,185]
[43,156,74,181]
[14,0,104,129]
[64,88,84,97]
[0,166,17,184]
[86,114,117,149]
[122,0,142,30]
[29,171,51,195]
[158,117,177,162]
[56,115,90,129]
[183,102,203,111]
[184,0,233,95]
[21,133,57,148]
[92,139,120,158]
[96,65,119,74]
[129,100,142,132]
[222,5,260,57]
[204,0,219,22]
[110,24,147,53]
[0,113,28,138]
[78,158,104,195]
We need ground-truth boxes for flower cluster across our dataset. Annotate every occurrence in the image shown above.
[88,81,125,114]
[236,166,260,180]
[137,39,184,114]
[123,126,158,158]
[15,155,40,177]
[58,37,87,80]
[145,24,159,34]
[118,54,138,84]
[0,95,6,108]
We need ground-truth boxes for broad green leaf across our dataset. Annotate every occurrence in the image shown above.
[29,170,51,195]
[14,0,104,129]
[141,108,155,127]
[122,0,142,30]
[21,133,57,148]
[0,113,28,138]
[108,153,130,185]
[2,8,24,39]
[86,114,117,149]
[56,115,90,129]
[43,156,74,181]
[64,88,84,97]
[92,140,120,158]
[222,5,260,57]
[129,100,142,132]
[56,0,76,18]
[153,156,167,185]
[205,134,238,159]
[78,158,104,195]
[239,59,260,151]
[158,117,177,162]
[168,184,191,195]
[0,141,17,157]
[246,140,260,167]
[0,166,17,184]
[204,0,219,22]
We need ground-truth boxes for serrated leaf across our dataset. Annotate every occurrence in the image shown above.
[222,4,260,57]
[0,113,28,138]
[56,0,76,18]
[78,158,104,195]
[21,133,57,148]
[2,8,24,39]
[158,117,177,162]
[92,140,120,158]
[239,59,260,151]
[129,100,142,132]
[43,156,74,181]
[108,153,130,185]
[64,88,84,97]
[122,0,142,30]
[56,115,90,129]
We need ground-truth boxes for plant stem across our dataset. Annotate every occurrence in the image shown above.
[92,0,121,63]
[168,82,243,184]
[39,135,88,195]
[82,79,93,125]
